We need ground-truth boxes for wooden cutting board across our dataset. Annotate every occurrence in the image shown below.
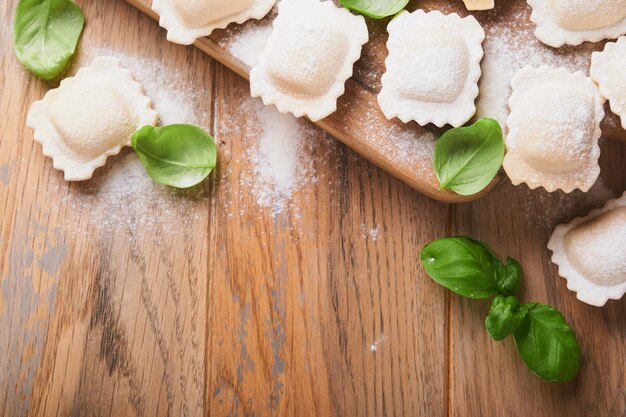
[124,0,626,203]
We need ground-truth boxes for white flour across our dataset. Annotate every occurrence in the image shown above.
[233,98,321,215]
[79,47,209,127]
[228,24,273,68]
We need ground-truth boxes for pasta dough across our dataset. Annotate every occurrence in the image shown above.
[27,57,158,181]
[528,0,626,47]
[152,0,276,45]
[590,36,626,129]
[249,0,368,122]
[548,193,626,306]
[503,66,604,193]
[378,10,485,127]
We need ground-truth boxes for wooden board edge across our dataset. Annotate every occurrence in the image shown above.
[124,0,501,204]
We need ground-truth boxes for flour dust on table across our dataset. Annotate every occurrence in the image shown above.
[80,47,211,127]
[224,97,330,216]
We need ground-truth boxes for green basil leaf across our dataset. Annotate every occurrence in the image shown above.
[339,0,409,18]
[13,0,85,80]
[420,237,500,299]
[513,303,580,383]
[434,118,505,196]
[494,257,523,296]
[485,295,528,341]
[131,124,217,189]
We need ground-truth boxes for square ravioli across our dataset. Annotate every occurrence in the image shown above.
[591,36,626,129]
[152,0,277,45]
[249,0,368,122]
[528,0,626,47]
[548,193,626,306]
[503,66,604,193]
[27,57,158,181]
[378,10,485,128]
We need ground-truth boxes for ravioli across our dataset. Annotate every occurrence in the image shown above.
[548,193,626,306]
[249,0,368,122]
[152,0,276,45]
[503,66,604,193]
[528,0,626,47]
[27,57,158,181]
[591,36,626,130]
[378,10,485,127]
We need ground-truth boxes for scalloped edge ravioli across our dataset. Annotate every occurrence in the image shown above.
[548,192,626,306]
[378,10,485,128]
[27,57,158,181]
[249,0,368,122]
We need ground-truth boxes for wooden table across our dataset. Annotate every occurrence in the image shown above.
[1,1,625,416]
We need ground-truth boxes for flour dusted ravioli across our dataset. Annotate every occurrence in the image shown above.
[378,10,485,127]
[591,36,626,129]
[249,0,368,122]
[528,0,626,47]
[503,66,604,193]
[27,57,158,181]
[153,0,276,45]
[548,193,626,306]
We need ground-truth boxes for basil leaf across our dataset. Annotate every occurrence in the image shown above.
[434,118,505,196]
[340,0,409,18]
[420,237,500,299]
[13,0,85,80]
[494,257,523,296]
[485,295,528,341]
[131,124,217,189]
[514,303,580,383]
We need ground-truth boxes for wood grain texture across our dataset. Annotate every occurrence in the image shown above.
[450,141,626,417]
[1,1,625,417]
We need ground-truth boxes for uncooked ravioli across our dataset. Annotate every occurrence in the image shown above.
[528,0,626,47]
[548,193,626,306]
[27,57,158,181]
[503,66,604,193]
[152,0,277,45]
[591,36,626,129]
[249,0,368,122]
[377,10,485,127]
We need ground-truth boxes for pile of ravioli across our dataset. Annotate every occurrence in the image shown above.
[26,0,626,307]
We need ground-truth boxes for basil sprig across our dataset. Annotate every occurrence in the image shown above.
[13,0,85,80]
[132,124,218,189]
[339,0,409,19]
[433,118,505,196]
[420,237,580,383]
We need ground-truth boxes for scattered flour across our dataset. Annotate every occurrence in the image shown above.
[228,24,274,68]
[362,224,380,241]
[78,47,209,126]
[50,152,206,237]
[370,333,386,352]
[238,98,320,215]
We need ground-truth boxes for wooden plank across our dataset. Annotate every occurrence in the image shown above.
[205,67,451,417]
[1,2,213,416]
[124,0,503,204]
[450,138,626,416]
